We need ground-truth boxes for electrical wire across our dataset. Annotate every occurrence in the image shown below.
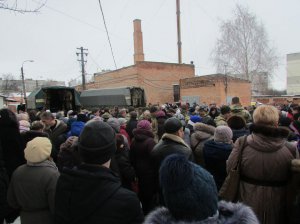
[98,0,118,70]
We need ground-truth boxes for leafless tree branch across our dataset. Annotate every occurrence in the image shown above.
[0,0,47,13]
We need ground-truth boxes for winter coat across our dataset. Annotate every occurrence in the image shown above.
[67,121,85,137]
[230,105,252,123]
[214,115,228,127]
[130,129,157,214]
[44,119,68,161]
[201,114,216,126]
[55,164,144,224]
[157,117,167,141]
[144,201,259,224]
[227,124,296,224]
[120,126,131,146]
[126,118,138,140]
[7,160,59,224]
[21,130,49,149]
[203,140,233,190]
[231,128,250,143]
[115,148,136,190]
[190,123,215,166]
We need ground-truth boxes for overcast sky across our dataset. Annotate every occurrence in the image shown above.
[1,0,299,90]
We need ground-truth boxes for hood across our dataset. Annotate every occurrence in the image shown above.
[70,121,85,137]
[194,123,215,134]
[144,201,258,224]
[204,140,233,152]
[56,164,121,223]
[133,128,154,141]
[248,124,289,153]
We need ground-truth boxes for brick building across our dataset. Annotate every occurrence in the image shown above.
[180,74,251,106]
[77,19,194,105]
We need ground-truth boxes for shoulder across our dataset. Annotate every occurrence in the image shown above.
[144,207,174,224]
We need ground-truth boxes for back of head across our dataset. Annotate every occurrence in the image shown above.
[129,111,137,119]
[107,118,120,133]
[214,126,233,143]
[227,115,246,130]
[220,105,231,115]
[40,111,55,120]
[0,108,19,129]
[137,119,152,131]
[78,120,116,165]
[253,105,279,126]
[159,154,218,221]
[231,97,240,105]
[164,117,182,134]
[24,137,52,163]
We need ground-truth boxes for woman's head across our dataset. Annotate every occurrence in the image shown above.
[0,108,19,129]
[253,105,279,126]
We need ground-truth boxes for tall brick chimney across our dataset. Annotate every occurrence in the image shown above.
[133,19,144,64]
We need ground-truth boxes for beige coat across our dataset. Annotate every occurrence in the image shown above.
[227,124,295,224]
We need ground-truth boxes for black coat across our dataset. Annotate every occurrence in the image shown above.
[55,164,144,224]
[203,140,233,190]
[126,118,138,140]
[130,129,156,214]
[21,130,49,149]
[231,128,250,143]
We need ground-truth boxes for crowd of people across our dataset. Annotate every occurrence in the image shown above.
[0,96,300,224]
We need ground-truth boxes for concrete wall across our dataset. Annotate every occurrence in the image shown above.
[287,53,300,95]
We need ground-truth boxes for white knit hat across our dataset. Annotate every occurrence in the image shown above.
[24,137,52,163]
[214,126,233,143]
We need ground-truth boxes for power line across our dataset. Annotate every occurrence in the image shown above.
[98,0,117,70]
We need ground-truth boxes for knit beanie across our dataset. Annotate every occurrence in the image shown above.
[156,110,166,118]
[107,118,120,133]
[24,137,52,163]
[160,154,218,221]
[214,126,233,143]
[137,119,152,131]
[164,117,182,133]
[78,120,116,164]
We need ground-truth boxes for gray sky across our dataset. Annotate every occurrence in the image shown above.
[1,0,299,90]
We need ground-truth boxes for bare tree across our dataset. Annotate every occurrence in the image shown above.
[0,0,47,13]
[0,73,19,96]
[211,4,278,80]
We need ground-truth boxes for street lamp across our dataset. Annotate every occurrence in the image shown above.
[21,60,34,108]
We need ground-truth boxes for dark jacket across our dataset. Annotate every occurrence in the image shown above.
[157,117,167,141]
[130,129,157,214]
[126,118,138,140]
[7,160,59,224]
[143,201,259,224]
[55,164,144,224]
[231,128,250,143]
[203,140,233,190]
[21,131,49,149]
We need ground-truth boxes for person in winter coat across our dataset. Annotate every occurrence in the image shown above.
[190,123,215,166]
[0,108,25,224]
[66,113,86,137]
[55,120,144,224]
[156,110,167,141]
[144,154,259,224]
[115,134,136,190]
[227,105,296,224]
[126,111,139,141]
[208,106,220,120]
[130,120,157,214]
[227,115,250,143]
[118,118,131,146]
[40,111,67,161]
[7,137,59,224]
[203,126,233,190]
[214,105,231,127]
[230,96,252,123]
[199,106,216,126]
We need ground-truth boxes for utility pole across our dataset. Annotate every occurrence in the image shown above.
[76,47,88,90]
[176,0,182,64]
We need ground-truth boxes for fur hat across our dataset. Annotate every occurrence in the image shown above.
[227,115,246,130]
[164,117,182,133]
[78,120,116,164]
[107,118,120,133]
[159,154,218,221]
[118,118,127,126]
[190,115,202,123]
[214,126,233,143]
[137,119,152,131]
[24,137,52,163]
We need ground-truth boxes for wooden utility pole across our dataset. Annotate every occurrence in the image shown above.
[176,0,182,64]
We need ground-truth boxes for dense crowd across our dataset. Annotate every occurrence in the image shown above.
[1,96,300,224]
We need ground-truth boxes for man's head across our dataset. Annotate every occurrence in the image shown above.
[78,120,116,166]
[119,108,127,118]
[231,96,240,105]
[220,105,231,119]
[40,111,56,128]
[199,106,208,117]
[164,117,184,138]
